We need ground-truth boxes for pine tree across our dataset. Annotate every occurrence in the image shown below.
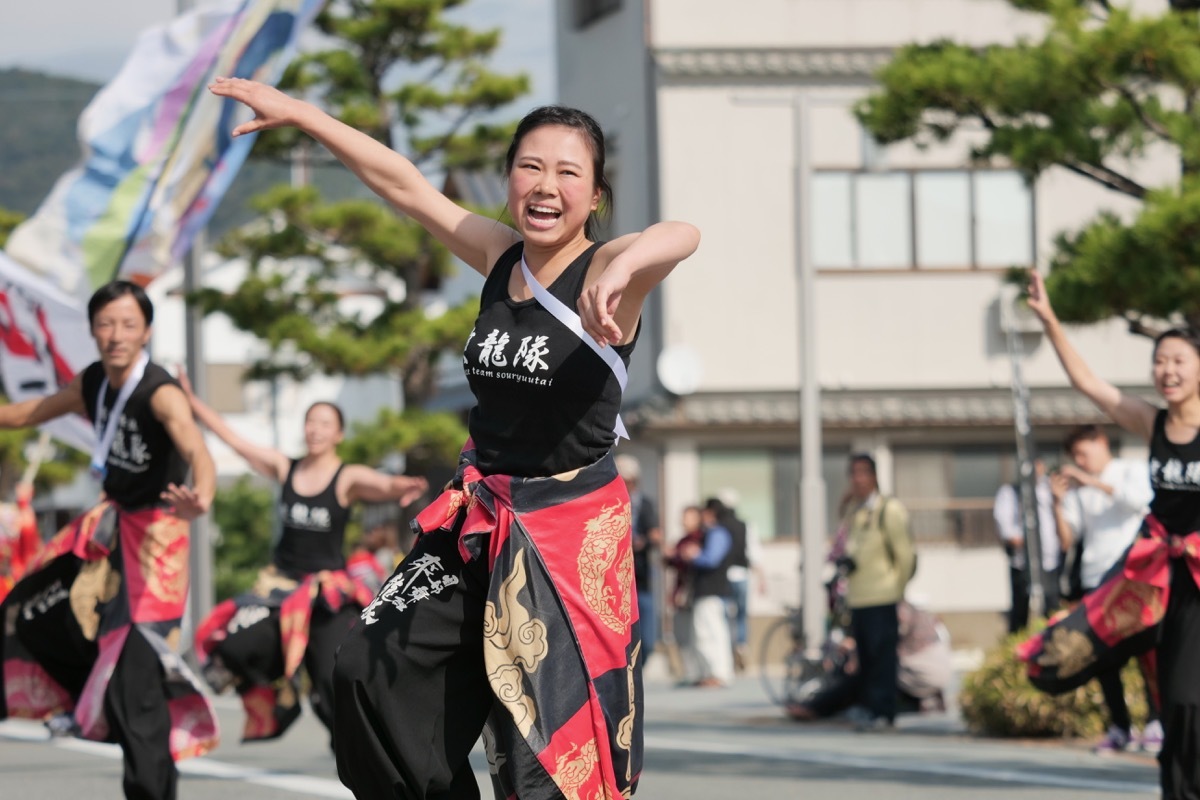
[856,0,1200,334]
[193,0,528,469]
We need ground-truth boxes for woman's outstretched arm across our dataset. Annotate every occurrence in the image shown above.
[179,369,290,483]
[1026,269,1156,440]
[208,77,517,275]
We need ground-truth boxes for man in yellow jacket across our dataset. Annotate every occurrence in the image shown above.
[840,453,916,731]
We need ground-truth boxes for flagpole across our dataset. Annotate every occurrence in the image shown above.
[179,0,214,640]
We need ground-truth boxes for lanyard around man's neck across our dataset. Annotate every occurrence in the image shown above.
[90,351,150,479]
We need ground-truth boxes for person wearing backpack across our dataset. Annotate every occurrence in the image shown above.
[839,453,916,731]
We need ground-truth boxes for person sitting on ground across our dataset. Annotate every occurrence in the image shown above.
[786,600,952,722]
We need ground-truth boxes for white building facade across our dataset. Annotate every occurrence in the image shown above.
[554,0,1170,635]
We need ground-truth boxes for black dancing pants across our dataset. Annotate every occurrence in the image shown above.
[1159,561,1200,799]
[213,597,359,741]
[306,603,359,740]
[104,627,176,800]
[331,527,496,800]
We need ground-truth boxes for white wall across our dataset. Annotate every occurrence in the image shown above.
[655,83,1165,394]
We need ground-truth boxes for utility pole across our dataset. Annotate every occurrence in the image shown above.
[791,92,828,658]
[1004,297,1045,622]
[179,0,214,637]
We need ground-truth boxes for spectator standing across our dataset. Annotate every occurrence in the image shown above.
[669,505,735,687]
[993,458,1065,633]
[840,453,916,731]
[705,493,758,672]
[665,507,705,686]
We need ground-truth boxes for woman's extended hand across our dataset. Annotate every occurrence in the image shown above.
[208,77,307,137]
[1025,269,1057,325]
[578,267,627,348]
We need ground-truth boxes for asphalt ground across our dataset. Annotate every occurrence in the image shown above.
[0,672,1160,799]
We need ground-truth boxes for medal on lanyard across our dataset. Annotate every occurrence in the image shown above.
[90,351,149,480]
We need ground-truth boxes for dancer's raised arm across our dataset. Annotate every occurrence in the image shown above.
[179,368,289,483]
[208,77,517,275]
[1026,269,1156,440]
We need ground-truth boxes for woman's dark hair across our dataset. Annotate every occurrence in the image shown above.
[504,105,613,240]
[87,280,153,326]
[1153,328,1200,359]
[306,401,345,432]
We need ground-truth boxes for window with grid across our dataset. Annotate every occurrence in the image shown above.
[812,169,1035,270]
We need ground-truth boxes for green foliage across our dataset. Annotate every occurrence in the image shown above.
[255,0,527,169]
[0,391,86,496]
[198,0,529,474]
[857,0,1200,332]
[339,406,468,469]
[959,628,1150,738]
[211,476,276,601]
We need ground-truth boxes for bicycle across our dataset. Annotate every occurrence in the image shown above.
[759,559,853,707]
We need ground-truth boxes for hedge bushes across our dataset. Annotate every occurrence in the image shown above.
[958,628,1151,738]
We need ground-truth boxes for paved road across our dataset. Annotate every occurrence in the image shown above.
[0,674,1159,799]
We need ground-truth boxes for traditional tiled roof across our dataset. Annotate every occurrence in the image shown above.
[626,387,1159,432]
[654,47,894,79]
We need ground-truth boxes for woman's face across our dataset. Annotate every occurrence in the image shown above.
[304,404,344,456]
[1153,337,1200,405]
[507,124,600,249]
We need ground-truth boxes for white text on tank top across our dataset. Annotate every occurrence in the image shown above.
[459,260,627,437]
[91,351,151,478]
[280,498,335,532]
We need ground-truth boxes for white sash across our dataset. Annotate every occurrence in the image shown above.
[520,254,629,440]
[90,351,150,478]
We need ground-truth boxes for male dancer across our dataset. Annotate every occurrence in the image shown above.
[0,280,217,800]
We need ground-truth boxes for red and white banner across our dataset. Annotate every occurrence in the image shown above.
[0,252,97,451]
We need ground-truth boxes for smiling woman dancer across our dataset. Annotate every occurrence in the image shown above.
[1018,270,1200,799]
[186,380,426,746]
[209,75,699,799]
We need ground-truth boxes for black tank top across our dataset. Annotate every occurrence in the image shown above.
[1148,409,1200,534]
[274,460,351,577]
[464,242,639,477]
[81,360,188,510]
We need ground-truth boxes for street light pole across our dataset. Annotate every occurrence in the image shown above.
[732,90,833,657]
[791,92,828,658]
[178,0,214,637]
[1004,299,1045,621]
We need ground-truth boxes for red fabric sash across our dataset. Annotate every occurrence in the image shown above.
[2,502,218,760]
[412,450,641,800]
[1124,516,1200,595]
[1017,515,1200,696]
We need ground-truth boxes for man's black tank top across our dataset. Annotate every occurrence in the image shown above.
[81,360,188,510]
[1149,409,1200,534]
[464,241,638,477]
[274,460,351,578]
